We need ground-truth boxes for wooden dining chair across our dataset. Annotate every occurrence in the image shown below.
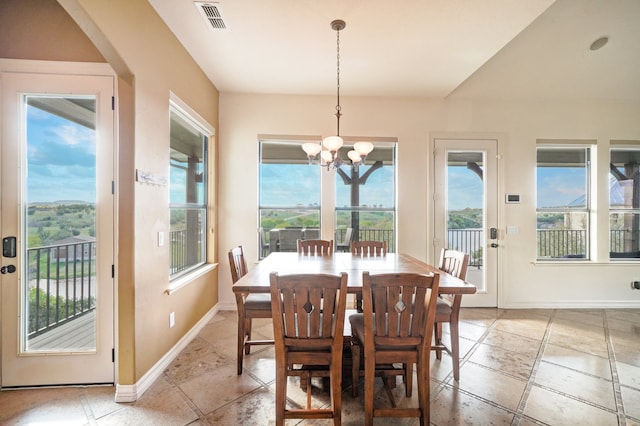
[351,240,387,256]
[351,240,387,312]
[433,248,470,381]
[269,271,348,425]
[349,271,439,425]
[297,239,333,255]
[229,245,273,375]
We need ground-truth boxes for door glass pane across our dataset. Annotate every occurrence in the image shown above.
[446,151,485,290]
[24,95,97,352]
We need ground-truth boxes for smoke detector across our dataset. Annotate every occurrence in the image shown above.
[194,2,227,30]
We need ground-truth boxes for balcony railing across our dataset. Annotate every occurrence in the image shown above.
[27,241,96,338]
[536,229,635,258]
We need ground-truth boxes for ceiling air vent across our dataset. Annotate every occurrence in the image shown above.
[195,2,227,30]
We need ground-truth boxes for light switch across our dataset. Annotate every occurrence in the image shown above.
[507,226,519,235]
[158,231,165,247]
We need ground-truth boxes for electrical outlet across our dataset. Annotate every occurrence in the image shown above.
[169,312,175,328]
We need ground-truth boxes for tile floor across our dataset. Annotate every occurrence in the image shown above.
[1,307,639,425]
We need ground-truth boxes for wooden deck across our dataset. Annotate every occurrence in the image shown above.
[28,310,96,351]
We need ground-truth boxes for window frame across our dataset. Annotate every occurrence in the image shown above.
[609,144,640,261]
[168,98,213,281]
[334,138,397,253]
[536,144,592,261]
[258,136,322,258]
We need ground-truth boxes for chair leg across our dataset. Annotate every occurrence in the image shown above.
[351,341,361,397]
[434,322,443,360]
[331,361,343,425]
[364,355,375,426]
[244,318,252,354]
[404,362,413,397]
[416,357,429,426]
[274,361,286,426]
[236,314,245,375]
[450,317,460,381]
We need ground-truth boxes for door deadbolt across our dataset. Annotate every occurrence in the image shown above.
[1,265,16,274]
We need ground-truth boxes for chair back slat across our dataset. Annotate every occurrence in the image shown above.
[351,240,387,256]
[228,245,248,283]
[270,272,347,342]
[438,248,469,281]
[297,239,333,255]
[364,272,439,351]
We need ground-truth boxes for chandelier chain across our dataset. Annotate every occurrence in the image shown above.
[335,25,341,136]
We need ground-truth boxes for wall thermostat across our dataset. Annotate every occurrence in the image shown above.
[505,194,520,204]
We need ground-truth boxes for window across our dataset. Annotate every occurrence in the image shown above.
[169,104,209,277]
[335,141,396,252]
[259,138,321,257]
[609,146,640,260]
[536,146,590,260]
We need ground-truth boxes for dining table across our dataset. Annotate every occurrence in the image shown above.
[232,251,477,389]
[232,252,476,326]
[232,251,477,311]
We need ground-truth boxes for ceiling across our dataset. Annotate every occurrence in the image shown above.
[148,0,640,101]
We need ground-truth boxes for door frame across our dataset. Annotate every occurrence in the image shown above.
[429,133,504,307]
[0,59,117,387]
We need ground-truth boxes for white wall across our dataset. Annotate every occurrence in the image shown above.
[218,93,640,309]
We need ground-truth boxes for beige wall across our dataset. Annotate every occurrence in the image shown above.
[62,0,220,383]
[219,93,640,309]
[1,0,220,386]
[0,0,104,62]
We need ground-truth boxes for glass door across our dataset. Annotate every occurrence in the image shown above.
[434,139,498,307]
[1,71,114,386]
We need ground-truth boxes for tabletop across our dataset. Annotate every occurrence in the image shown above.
[232,252,477,296]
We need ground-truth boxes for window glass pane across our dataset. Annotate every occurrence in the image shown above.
[537,212,588,259]
[259,140,321,256]
[536,146,590,260]
[169,107,207,277]
[335,143,396,252]
[536,148,587,209]
[609,147,640,259]
[610,213,640,258]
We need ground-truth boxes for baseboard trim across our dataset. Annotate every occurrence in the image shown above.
[114,304,220,402]
[500,300,640,309]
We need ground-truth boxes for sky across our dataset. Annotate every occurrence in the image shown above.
[537,167,586,208]
[260,163,396,208]
[25,104,588,210]
[26,104,96,204]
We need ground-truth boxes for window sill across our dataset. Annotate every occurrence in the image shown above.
[532,260,639,266]
[166,263,218,295]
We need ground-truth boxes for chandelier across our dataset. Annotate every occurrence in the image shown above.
[302,19,374,171]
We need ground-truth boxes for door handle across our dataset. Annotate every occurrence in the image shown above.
[490,243,498,248]
[1,265,16,274]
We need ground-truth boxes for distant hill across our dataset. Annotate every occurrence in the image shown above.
[29,200,94,206]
